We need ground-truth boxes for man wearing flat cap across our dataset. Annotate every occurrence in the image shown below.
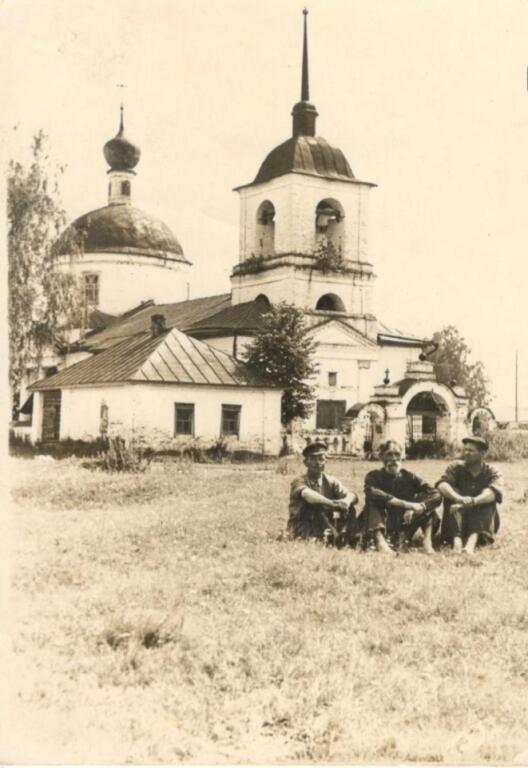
[436,436,504,554]
[288,441,359,545]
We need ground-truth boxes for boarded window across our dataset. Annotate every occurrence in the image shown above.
[174,403,194,436]
[316,400,346,430]
[83,273,99,306]
[221,405,241,437]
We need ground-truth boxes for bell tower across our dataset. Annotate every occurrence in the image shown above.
[231,10,378,337]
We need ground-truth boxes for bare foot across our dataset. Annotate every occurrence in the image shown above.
[375,532,395,556]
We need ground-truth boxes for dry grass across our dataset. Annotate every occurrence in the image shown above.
[3,456,528,764]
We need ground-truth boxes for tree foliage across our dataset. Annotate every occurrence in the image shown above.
[244,302,319,426]
[8,131,83,392]
[430,325,491,408]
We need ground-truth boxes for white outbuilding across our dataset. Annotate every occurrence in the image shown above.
[28,317,283,456]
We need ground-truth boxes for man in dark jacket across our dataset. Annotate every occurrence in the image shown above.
[288,441,359,545]
[363,439,442,554]
[436,436,503,554]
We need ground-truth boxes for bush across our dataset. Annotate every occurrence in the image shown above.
[99,436,154,473]
[8,430,35,458]
[406,439,453,460]
[9,433,108,460]
[484,429,528,462]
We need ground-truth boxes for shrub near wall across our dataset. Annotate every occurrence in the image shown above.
[485,429,528,462]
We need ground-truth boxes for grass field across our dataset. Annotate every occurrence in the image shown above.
[3,456,528,764]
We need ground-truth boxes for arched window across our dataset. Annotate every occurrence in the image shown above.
[121,180,131,197]
[316,293,346,312]
[255,200,275,257]
[255,293,271,307]
[315,198,345,252]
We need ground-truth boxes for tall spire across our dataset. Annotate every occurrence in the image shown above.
[119,104,124,135]
[301,8,309,101]
[292,9,318,137]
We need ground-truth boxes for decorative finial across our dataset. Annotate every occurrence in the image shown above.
[291,9,318,137]
[301,8,309,101]
[116,83,127,134]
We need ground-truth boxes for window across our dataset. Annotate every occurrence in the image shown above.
[316,294,346,312]
[221,404,241,437]
[83,273,99,306]
[316,400,346,430]
[255,200,275,257]
[174,403,194,436]
[328,372,337,387]
[315,198,345,249]
[121,180,131,196]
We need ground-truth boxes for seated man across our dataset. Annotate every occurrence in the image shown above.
[436,436,503,554]
[363,439,442,554]
[288,441,359,546]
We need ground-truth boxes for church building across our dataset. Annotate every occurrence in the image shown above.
[24,11,474,456]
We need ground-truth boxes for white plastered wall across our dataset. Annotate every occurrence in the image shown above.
[40,382,283,455]
[57,252,191,315]
[237,173,372,263]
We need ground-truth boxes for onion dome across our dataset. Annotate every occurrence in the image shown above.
[103,107,141,172]
[250,10,356,186]
[55,204,189,263]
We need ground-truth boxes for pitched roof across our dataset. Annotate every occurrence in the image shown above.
[187,296,271,337]
[30,327,276,391]
[77,293,232,352]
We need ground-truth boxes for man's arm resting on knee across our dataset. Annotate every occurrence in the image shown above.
[301,488,347,510]
[437,481,472,505]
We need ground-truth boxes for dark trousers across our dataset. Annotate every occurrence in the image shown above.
[441,503,499,544]
[288,504,358,544]
[362,502,439,545]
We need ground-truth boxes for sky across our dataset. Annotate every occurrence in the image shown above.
[3,0,528,420]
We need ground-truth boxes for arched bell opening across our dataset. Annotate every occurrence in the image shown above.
[315,198,345,253]
[316,293,346,313]
[255,200,275,257]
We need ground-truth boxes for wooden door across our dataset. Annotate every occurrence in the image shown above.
[42,390,61,442]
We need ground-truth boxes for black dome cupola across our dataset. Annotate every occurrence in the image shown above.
[103,106,141,173]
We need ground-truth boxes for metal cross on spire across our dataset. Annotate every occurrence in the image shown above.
[116,83,127,132]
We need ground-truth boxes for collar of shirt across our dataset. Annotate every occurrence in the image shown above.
[306,474,323,491]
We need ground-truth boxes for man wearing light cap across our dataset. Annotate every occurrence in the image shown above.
[436,436,504,554]
[288,441,359,545]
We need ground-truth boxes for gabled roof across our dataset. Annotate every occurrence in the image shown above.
[77,294,232,352]
[30,327,276,391]
[187,296,271,337]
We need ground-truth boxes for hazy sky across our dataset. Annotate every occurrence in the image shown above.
[3,0,527,420]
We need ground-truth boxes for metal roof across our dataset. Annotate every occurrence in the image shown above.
[188,297,271,337]
[55,205,189,262]
[77,294,232,352]
[29,327,276,391]
[235,135,376,190]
